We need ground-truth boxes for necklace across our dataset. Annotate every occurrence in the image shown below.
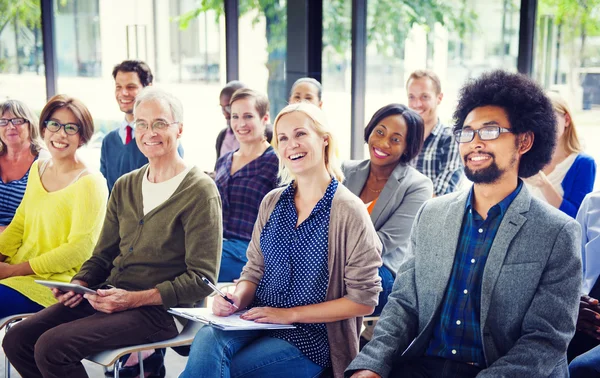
[368,187,382,193]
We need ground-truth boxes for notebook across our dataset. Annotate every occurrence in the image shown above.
[168,307,296,331]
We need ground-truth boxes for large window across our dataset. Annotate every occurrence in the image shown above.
[535,0,600,189]
[364,0,520,141]
[48,0,225,171]
[0,0,46,111]
[238,0,287,117]
[322,0,352,160]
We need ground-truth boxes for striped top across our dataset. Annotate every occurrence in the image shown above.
[0,157,37,226]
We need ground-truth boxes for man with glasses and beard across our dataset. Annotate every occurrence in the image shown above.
[345,70,582,378]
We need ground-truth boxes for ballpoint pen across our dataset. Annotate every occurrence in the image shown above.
[201,276,239,309]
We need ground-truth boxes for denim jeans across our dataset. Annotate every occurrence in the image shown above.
[179,327,325,378]
[372,265,395,316]
[570,344,600,377]
[218,238,250,282]
[0,284,44,317]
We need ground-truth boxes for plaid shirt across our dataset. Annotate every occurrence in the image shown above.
[425,180,523,366]
[413,121,463,196]
[214,146,279,241]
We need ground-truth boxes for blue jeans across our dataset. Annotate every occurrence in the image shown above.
[570,344,600,377]
[180,327,325,378]
[218,238,250,282]
[0,284,44,317]
[372,265,394,316]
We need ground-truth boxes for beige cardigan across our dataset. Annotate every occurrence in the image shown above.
[240,184,383,377]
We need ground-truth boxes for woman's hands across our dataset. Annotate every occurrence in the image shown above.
[240,307,297,324]
[212,293,241,317]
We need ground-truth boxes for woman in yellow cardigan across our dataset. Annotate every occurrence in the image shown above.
[0,94,108,317]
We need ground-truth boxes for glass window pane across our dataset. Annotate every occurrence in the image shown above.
[322,1,352,160]
[238,0,287,117]
[0,0,46,111]
[365,0,521,136]
[52,0,225,171]
[535,1,600,190]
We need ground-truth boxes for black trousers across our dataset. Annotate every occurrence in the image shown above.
[390,356,482,378]
[2,301,178,378]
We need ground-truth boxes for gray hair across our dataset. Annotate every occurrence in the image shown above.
[133,87,183,123]
[0,99,43,156]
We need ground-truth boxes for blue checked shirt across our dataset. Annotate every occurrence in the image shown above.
[425,180,523,366]
[412,120,463,196]
[214,146,279,241]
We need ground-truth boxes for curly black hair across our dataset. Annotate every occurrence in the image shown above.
[453,70,556,178]
[364,103,424,164]
[112,60,153,87]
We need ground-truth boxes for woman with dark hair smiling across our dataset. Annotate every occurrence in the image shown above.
[343,104,433,319]
[0,94,107,318]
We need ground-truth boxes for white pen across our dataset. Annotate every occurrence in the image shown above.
[201,276,239,309]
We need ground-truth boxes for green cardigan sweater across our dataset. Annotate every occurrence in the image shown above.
[74,165,222,309]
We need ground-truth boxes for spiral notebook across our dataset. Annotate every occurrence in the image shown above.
[168,307,296,331]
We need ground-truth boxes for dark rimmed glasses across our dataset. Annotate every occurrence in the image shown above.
[45,120,80,135]
[453,126,513,143]
[134,120,179,132]
[0,118,28,127]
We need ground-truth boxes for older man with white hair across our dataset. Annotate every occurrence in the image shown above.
[3,87,222,378]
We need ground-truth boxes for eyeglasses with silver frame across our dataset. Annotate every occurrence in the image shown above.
[453,126,513,143]
[134,120,179,132]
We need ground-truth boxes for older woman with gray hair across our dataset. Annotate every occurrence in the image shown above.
[3,87,223,378]
[0,99,46,232]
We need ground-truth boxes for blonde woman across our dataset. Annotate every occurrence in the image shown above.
[181,102,382,378]
[525,92,596,218]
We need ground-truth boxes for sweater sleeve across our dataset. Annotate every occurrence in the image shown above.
[560,154,596,218]
[339,198,383,307]
[239,189,282,285]
[29,175,108,277]
[155,183,223,309]
[73,177,123,286]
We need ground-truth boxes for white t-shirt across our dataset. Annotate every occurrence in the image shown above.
[142,165,193,215]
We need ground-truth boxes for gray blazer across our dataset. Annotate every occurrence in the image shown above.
[342,160,433,274]
[346,186,582,378]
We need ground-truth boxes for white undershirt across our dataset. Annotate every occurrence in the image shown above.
[142,165,193,215]
[529,153,577,200]
[141,164,192,332]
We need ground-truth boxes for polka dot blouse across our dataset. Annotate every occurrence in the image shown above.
[253,178,339,368]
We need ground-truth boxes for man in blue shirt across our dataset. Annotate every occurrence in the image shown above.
[100,60,183,192]
[346,70,582,378]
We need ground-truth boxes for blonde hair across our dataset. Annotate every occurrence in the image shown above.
[272,102,344,185]
[547,91,582,153]
[406,69,442,94]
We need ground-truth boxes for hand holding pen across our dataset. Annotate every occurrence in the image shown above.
[201,276,239,314]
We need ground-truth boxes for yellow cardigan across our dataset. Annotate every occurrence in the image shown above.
[0,160,108,307]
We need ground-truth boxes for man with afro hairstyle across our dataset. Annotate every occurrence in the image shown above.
[346,70,582,378]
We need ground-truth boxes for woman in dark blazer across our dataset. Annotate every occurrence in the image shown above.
[342,103,433,317]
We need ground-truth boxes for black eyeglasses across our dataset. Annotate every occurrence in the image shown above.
[0,118,27,127]
[45,120,80,135]
[134,120,179,132]
[453,126,513,143]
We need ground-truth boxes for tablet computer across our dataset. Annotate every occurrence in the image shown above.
[34,280,97,295]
